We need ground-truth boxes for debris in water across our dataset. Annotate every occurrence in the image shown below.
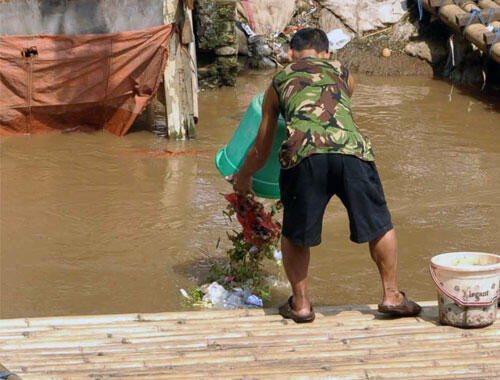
[179,288,190,300]
[273,249,282,263]
[382,47,392,57]
[202,282,228,308]
[246,294,264,307]
[121,149,216,159]
[181,194,282,309]
[224,193,281,248]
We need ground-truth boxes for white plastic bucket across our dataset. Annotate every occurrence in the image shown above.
[430,252,500,327]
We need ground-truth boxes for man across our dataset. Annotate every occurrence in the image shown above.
[232,28,421,323]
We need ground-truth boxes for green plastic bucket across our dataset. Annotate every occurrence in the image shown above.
[215,93,287,199]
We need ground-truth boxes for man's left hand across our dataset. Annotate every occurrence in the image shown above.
[226,172,253,196]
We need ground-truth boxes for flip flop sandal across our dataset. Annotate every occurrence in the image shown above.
[279,296,315,323]
[378,291,422,317]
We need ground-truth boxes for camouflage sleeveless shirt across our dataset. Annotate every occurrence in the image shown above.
[272,57,374,168]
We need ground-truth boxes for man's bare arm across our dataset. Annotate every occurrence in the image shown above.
[347,72,355,97]
[233,84,280,194]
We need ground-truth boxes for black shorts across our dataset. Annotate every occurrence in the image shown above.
[279,154,393,247]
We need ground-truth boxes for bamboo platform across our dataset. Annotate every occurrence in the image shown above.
[422,0,500,63]
[0,301,499,380]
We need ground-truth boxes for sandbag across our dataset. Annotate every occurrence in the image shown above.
[237,0,296,35]
[317,0,408,34]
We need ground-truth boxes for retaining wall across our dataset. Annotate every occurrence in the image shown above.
[0,0,163,35]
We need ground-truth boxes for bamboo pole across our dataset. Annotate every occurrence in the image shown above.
[1,339,488,360]
[12,360,500,380]
[2,344,496,371]
[8,355,500,376]
[0,302,440,327]
[478,0,500,8]
[456,8,500,26]
[1,301,499,380]
[5,334,498,358]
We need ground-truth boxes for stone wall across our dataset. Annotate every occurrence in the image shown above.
[0,0,163,35]
[195,0,238,86]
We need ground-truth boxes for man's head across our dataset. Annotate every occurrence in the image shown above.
[288,28,330,61]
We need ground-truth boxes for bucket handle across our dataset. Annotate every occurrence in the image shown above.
[429,264,500,307]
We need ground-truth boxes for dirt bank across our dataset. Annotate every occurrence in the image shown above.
[334,37,434,77]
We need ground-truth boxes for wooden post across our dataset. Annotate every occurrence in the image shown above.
[163,0,197,139]
[186,5,199,122]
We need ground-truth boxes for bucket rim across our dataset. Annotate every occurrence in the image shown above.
[430,252,500,273]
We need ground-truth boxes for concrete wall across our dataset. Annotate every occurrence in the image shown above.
[0,0,163,35]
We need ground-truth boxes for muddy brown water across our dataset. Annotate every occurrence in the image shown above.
[1,73,499,319]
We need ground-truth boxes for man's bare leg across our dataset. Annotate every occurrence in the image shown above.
[369,228,405,306]
[281,236,312,316]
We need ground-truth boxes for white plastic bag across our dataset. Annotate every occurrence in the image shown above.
[327,29,351,51]
[202,282,228,307]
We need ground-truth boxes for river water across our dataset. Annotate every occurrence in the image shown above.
[1,73,499,319]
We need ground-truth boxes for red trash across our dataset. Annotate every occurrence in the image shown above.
[225,193,281,248]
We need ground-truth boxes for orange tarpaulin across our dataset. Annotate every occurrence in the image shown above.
[0,24,174,136]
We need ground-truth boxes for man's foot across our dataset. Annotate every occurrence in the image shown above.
[279,296,315,323]
[378,291,421,317]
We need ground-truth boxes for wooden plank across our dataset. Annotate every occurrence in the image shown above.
[162,0,196,139]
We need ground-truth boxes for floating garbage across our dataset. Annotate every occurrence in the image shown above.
[182,281,263,309]
[382,47,392,57]
[202,282,228,308]
[246,294,264,307]
[181,194,282,310]
[327,29,351,51]
[179,288,190,300]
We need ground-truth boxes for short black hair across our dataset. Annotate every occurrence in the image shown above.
[290,28,329,53]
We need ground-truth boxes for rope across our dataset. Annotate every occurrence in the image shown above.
[449,35,456,67]
[489,27,500,55]
[486,7,495,26]
[462,9,486,35]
